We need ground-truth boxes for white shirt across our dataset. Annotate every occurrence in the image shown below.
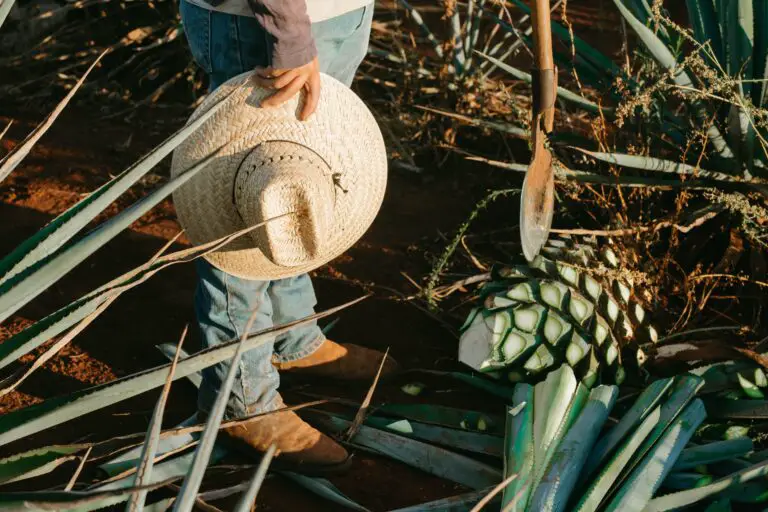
[184,0,371,23]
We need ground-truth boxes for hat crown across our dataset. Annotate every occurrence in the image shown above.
[234,141,334,267]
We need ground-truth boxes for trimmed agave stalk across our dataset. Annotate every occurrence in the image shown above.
[500,366,720,512]
[459,236,658,387]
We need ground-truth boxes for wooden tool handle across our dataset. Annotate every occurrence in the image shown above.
[531,0,555,132]
[531,0,554,71]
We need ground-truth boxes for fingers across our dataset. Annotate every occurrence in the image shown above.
[300,71,321,121]
[254,58,321,120]
[261,74,304,108]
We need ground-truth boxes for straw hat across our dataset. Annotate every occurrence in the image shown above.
[170,71,388,280]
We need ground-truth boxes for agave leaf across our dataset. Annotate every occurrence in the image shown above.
[0,53,105,186]
[0,444,88,485]
[88,448,228,512]
[127,333,186,512]
[448,371,516,402]
[531,365,589,500]
[414,105,528,138]
[754,0,768,108]
[645,458,768,511]
[375,404,504,436]
[144,498,174,512]
[156,344,201,388]
[99,416,198,478]
[359,416,503,458]
[502,384,534,510]
[529,385,618,512]
[0,146,227,325]
[612,0,733,161]
[703,398,768,419]
[310,413,501,490]
[0,120,11,143]
[673,438,754,471]
[232,445,276,512]
[604,399,707,512]
[281,473,370,511]
[0,298,361,447]
[0,218,256,373]
[573,405,661,512]
[506,0,622,78]
[607,375,704,496]
[174,306,312,512]
[685,0,724,66]
[0,68,237,289]
[664,471,715,490]
[387,487,496,511]
[737,373,765,398]
[704,498,733,511]
[722,479,768,503]
[0,0,16,30]
[583,378,674,481]
[727,1,754,90]
[474,52,608,115]
[571,147,740,181]
[396,0,443,58]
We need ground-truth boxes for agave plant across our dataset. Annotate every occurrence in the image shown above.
[498,364,768,511]
[479,0,768,182]
[458,235,658,387]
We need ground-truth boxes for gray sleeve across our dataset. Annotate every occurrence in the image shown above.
[246,0,318,69]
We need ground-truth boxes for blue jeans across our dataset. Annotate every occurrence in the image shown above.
[179,0,374,416]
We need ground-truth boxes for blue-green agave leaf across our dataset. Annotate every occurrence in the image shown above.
[645,458,768,510]
[571,147,739,182]
[0,52,104,186]
[573,406,662,512]
[0,298,360,446]
[232,445,276,512]
[672,438,754,471]
[310,413,502,490]
[529,385,618,512]
[502,384,534,511]
[126,338,185,512]
[0,83,234,287]
[387,487,497,511]
[583,378,673,482]
[603,399,707,512]
[281,473,370,511]
[685,0,724,66]
[0,444,88,485]
[612,0,733,161]
[0,0,16,30]
[475,52,609,115]
[0,147,224,325]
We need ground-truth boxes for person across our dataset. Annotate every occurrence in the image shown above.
[177,0,399,475]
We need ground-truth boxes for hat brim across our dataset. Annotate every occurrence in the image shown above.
[170,72,387,280]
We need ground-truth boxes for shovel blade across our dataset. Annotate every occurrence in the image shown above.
[520,144,554,262]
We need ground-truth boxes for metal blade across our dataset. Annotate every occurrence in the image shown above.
[520,139,554,262]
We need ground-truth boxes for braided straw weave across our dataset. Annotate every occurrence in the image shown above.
[171,71,388,280]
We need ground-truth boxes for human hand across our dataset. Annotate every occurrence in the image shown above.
[254,57,321,121]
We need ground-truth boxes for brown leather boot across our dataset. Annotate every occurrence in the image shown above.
[211,397,350,475]
[273,339,400,380]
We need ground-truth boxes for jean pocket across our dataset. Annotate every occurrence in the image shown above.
[314,4,371,41]
[179,0,213,74]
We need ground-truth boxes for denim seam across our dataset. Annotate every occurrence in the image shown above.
[233,15,244,74]
[272,333,326,363]
[205,8,213,73]
[223,271,251,409]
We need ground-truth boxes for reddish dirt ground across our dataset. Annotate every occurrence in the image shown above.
[0,99,514,510]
